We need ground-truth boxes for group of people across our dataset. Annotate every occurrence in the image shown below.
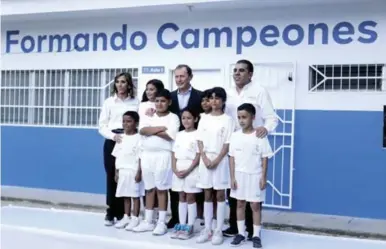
[98,59,278,248]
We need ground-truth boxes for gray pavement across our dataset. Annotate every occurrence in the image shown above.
[2,185,386,240]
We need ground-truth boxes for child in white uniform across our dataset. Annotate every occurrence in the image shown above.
[229,103,273,248]
[133,89,180,236]
[170,108,201,240]
[112,111,144,230]
[196,87,235,245]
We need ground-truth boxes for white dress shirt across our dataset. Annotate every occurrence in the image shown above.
[98,95,139,140]
[177,86,192,110]
[225,82,278,133]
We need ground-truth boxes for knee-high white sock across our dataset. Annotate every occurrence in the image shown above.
[145,209,153,223]
[237,220,246,236]
[187,203,197,226]
[216,201,226,231]
[178,202,188,225]
[204,202,213,230]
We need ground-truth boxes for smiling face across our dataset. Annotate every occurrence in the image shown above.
[233,62,253,88]
[181,110,197,130]
[174,67,192,91]
[145,83,157,101]
[122,115,137,133]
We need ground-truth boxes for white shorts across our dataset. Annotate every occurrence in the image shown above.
[172,159,202,194]
[116,169,145,198]
[230,171,266,203]
[141,150,172,191]
[196,152,230,190]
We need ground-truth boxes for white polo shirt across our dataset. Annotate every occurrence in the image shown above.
[98,95,139,140]
[225,82,278,133]
[229,130,273,174]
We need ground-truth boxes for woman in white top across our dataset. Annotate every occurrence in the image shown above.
[98,72,139,226]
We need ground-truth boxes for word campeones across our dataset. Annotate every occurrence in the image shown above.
[5,21,378,55]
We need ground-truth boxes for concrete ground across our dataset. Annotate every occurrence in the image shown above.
[1,185,386,241]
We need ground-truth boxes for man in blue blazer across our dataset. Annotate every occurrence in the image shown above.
[168,64,203,228]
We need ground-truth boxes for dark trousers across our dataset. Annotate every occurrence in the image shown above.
[227,189,253,235]
[169,189,179,223]
[103,139,124,220]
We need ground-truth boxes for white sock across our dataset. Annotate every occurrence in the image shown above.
[179,202,188,225]
[216,201,226,231]
[158,210,167,223]
[187,203,197,226]
[237,220,245,236]
[212,219,217,230]
[145,209,153,223]
[253,225,262,237]
[204,202,213,230]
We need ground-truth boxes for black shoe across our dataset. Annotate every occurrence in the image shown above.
[167,219,178,229]
[223,227,238,237]
[252,236,262,248]
[230,234,246,247]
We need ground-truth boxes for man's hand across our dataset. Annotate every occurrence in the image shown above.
[255,127,268,138]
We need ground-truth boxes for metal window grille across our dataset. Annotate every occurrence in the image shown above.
[0,68,138,127]
[309,64,386,92]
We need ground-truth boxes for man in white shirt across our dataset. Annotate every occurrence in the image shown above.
[224,59,278,240]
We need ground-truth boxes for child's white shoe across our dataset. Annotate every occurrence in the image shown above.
[125,216,140,231]
[211,229,224,245]
[132,220,155,233]
[196,228,212,243]
[114,215,130,229]
[153,222,167,236]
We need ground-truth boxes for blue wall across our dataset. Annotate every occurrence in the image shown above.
[2,110,386,219]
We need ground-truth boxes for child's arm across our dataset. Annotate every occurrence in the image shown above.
[187,152,200,174]
[155,115,180,141]
[172,152,178,175]
[211,117,235,168]
[139,126,166,136]
[135,159,142,183]
[260,157,268,190]
[229,156,237,190]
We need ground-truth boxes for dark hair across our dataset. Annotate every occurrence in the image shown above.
[181,107,199,120]
[112,72,135,98]
[209,87,227,111]
[175,64,193,77]
[156,89,172,100]
[237,103,256,116]
[123,111,140,123]
[141,79,165,102]
[201,89,212,99]
[236,59,254,73]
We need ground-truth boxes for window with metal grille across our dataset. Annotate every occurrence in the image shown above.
[309,64,385,92]
[0,68,138,127]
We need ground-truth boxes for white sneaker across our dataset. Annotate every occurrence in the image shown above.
[125,216,140,231]
[104,219,114,226]
[211,229,224,245]
[153,222,167,236]
[196,228,212,243]
[115,215,130,229]
[132,220,155,233]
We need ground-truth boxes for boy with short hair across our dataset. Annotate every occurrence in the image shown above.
[228,103,273,248]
